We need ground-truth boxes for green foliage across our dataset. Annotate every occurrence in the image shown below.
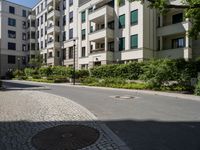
[39,67,53,77]
[140,59,177,88]
[90,62,142,80]
[29,55,43,68]
[195,79,200,96]
[13,70,25,78]
[51,66,73,77]
[24,68,38,77]
[75,69,90,79]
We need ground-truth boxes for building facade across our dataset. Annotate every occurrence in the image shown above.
[0,0,199,77]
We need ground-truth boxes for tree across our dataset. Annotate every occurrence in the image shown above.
[29,55,43,69]
[118,0,200,38]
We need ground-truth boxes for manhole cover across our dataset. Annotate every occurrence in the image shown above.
[111,95,135,100]
[31,125,100,150]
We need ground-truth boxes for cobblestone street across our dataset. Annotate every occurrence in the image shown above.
[0,90,122,150]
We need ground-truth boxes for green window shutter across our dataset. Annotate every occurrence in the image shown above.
[131,34,138,49]
[81,11,86,23]
[119,14,125,28]
[131,10,138,25]
[119,37,125,51]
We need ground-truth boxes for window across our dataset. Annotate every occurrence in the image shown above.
[22,10,26,17]
[41,41,43,49]
[69,0,73,6]
[41,28,43,37]
[172,37,185,48]
[57,51,60,57]
[9,6,15,14]
[130,34,138,49]
[8,55,16,64]
[8,30,16,39]
[119,37,125,51]
[81,29,86,40]
[108,41,114,51]
[62,49,66,60]
[81,11,86,23]
[131,10,138,25]
[69,28,73,39]
[41,15,43,24]
[8,18,16,26]
[81,47,86,57]
[119,0,125,7]
[22,21,26,29]
[172,13,183,24]
[22,44,26,51]
[69,47,73,59]
[69,11,73,23]
[119,14,125,28]
[31,43,36,50]
[63,16,66,26]
[63,31,66,41]
[22,33,26,40]
[45,13,47,21]
[37,18,40,27]
[22,56,26,65]
[8,42,16,50]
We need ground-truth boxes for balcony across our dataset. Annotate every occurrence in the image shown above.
[89,28,114,41]
[47,25,60,34]
[157,47,192,59]
[157,21,191,37]
[89,5,114,21]
[90,48,105,54]
[47,40,60,49]
[47,10,60,20]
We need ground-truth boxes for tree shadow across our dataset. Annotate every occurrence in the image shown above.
[0,120,200,150]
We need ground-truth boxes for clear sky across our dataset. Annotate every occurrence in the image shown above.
[7,0,39,8]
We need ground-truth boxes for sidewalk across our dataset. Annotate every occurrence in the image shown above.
[0,90,128,150]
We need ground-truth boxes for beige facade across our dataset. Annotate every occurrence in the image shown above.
[0,0,200,77]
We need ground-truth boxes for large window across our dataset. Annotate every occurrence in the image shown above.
[130,34,138,49]
[119,14,125,28]
[8,30,16,39]
[69,47,73,59]
[172,13,183,24]
[8,18,16,27]
[8,55,16,64]
[119,37,125,51]
[69,28,73,39]
[81,29,86,40]
[131,10,138,25]
[22,10,26,17]
[9,6,15,14]
[81,11,86,23]
[172,37,185,48]
[8,42,16,50]
[81,47,86,57]
[69,11,73,23]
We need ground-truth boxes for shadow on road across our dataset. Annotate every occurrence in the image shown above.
[0,120,200,150]
[1,80,50,91]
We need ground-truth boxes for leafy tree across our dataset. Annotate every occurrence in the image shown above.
[118,0,200,38]
[29,55,43,69]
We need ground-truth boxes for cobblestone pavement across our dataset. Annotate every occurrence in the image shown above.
[0,90,123,150]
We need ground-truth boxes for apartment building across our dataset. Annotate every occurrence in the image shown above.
[0,0,199,77]
[0,0,31,77]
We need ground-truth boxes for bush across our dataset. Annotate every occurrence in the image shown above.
[52,66,73,77]
[24,68,38,77]
[140,59,177,88]
[39,67,53,77]
[195,80,200,96]
[13,70,25,78]
[75,69,89,79]
[90,62,142,80]
[47,75,69,83]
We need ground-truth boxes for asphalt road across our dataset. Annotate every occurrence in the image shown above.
[2,80,200,150]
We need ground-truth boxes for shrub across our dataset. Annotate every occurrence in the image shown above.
[24,68,38,77]
[52,66,73,77]
[6,70,14,79]
[39,67,53,77]
[195,80,200,96]
[32,75,41,79]
[13,70,25,78]
[75,70,89,79]
[140,59,177,88]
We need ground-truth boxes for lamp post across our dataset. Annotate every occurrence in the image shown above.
[73,39,76,85]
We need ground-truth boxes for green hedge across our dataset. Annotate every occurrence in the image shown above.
[90,62,142,80]
[195,80,200,96]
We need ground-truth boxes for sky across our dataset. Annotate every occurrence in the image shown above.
[7,0,39,8]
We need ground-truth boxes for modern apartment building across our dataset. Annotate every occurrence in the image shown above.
[0,0,31,77]
[0,0,199,77]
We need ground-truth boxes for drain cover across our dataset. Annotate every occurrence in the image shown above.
[111,95,135,99]
[31,125,100,150]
